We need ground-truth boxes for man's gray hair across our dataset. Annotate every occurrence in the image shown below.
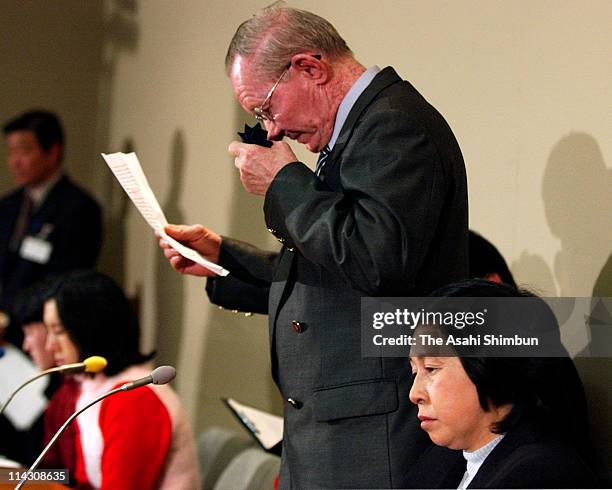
[225,2,352,80]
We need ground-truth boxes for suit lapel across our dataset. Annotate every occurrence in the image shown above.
[325,67,402,171]
[467,427,534,488]
[30,175,67,224]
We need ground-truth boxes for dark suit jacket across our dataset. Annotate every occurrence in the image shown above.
[0,175,102,338]
[405,424,600,488]
[208,67,468,488]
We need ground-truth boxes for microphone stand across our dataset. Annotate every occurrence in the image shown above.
[0,369,56,417]
[14,386,123,489]
[1,360,100,417]
[14,365,174,489]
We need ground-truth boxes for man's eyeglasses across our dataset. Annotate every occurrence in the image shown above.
[253,64,291,122]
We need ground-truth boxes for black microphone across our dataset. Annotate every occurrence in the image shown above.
[15,365,176,490]
[0,356,107,417]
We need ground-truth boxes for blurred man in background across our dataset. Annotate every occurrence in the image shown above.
[0,110,102,346]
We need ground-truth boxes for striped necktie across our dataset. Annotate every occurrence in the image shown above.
[316,145,331,177]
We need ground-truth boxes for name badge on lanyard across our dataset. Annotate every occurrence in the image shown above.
[19,224,54,264]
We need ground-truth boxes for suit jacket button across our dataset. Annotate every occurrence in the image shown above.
[276,236,285,244]
[291,320,303,333]
[287,398,302,409]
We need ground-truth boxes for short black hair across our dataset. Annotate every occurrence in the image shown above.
[11,275,60,327]
[459,356,561,434]
[429,279,587,442]
[3,110,64,159]
[47,270,153,376]
[469,230,516,287]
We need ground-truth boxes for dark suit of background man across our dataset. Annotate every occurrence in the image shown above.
[160,5,468,488]
[0,110,102,345]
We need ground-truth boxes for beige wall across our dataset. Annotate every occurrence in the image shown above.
[0,1,105,197]
[2,0,610,473]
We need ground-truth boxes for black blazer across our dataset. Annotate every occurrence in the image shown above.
[405,424,600,489]
[208,67,468,488]
[0,175,102,331]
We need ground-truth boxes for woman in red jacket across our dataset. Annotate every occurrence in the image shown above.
[43,270,199,490]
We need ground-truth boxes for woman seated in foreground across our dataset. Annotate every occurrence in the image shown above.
[405,279,602,489]
[43,270,199,490]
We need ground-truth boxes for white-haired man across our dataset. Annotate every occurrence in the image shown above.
[161,4,468,488]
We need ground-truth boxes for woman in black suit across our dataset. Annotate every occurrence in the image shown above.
[406,280,604,488]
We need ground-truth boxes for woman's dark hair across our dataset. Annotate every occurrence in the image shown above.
[46,270,153,376]
[457,356,564,434]
[12,275,60,327]
[429,279,589,441]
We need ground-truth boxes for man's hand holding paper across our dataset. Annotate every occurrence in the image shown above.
[159,224,222,277]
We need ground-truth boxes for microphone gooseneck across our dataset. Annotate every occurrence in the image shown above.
[0,356,107,417]
[15,365,177,489]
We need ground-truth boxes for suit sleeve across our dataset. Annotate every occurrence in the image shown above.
[98,387,172,490]
[264,107,447,295]
[206,275,270,314]
[205,236,279,314]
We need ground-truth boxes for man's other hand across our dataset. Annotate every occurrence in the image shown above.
[229,140,296,195]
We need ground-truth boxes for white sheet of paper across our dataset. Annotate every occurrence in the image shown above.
[0,344,49,430]
[226,397,283,450]
[102,152,229,276]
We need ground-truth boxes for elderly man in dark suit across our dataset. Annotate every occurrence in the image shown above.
[160,4,468,488]
[0,110,102,344]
